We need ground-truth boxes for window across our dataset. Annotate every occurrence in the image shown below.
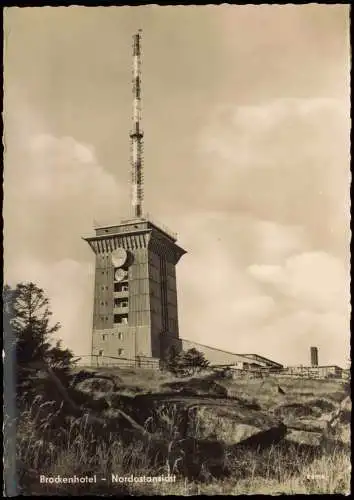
[114,314,128,324]
[114,298,128,308]
[102,334,106,340]
[98,350,103,356]
[118,348,124,356]
[114,282,129,292]
[118,332,123,340]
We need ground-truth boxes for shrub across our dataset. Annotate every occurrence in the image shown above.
[165,348,209,377]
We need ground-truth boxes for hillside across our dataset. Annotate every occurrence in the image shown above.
[10,365,351,495]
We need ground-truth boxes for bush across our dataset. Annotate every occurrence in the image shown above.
[165,348,209,377]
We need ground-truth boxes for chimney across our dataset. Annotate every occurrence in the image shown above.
[310,346,318,367]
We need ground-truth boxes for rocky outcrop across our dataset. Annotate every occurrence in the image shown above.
[326,395,351,446]
[30,363,350,480]
[161,376,228,398]
[187,404,284,445]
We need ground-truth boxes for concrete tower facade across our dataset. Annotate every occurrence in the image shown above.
[84,218,185,364]
[83,31,186,365]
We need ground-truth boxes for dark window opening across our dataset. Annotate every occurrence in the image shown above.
[98,350,103,356]
[114,282,129,292]
[114,314,128,325]
[114,298,128,308]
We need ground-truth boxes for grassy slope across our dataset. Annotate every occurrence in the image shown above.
[11,367,351,495]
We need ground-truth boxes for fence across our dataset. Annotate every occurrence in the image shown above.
[74,356,345,380]
[76,354,160,370]
[212,365,345,381]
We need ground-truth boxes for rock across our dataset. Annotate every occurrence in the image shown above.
[161,377,228,397]
[187,404,285,446]
[233,423,288,451]
[288,419,329,433]
[326,395,351,446]
[76,377,116,394]
[285,429,323,447]
[70,369,98,385]
[166,437,228,479]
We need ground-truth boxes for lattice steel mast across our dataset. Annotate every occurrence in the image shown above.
[130,30,144,218]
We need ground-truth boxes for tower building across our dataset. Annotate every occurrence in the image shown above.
[83,31,186,365]
[310,346,319,367]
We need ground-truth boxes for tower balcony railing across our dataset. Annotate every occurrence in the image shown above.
[91,213,178,241]
[120,213,177,241]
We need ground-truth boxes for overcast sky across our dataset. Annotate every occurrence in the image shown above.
[3,5,350,366]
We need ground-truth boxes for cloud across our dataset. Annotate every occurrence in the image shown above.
[246,250,350,365]
[24,133,123,211]
[4,132,126,268]
[256,309,350,367]
[172,212,279,348]
[197,97,350,258]
[200,98,348,169]
[248,251,349,314]
[250,220,308,265]
[169,211,349,366]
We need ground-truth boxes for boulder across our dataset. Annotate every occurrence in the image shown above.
[186,404,285,446]
[285,429,323,447]
[326,395,351,446]
[76,377,116,394]
[161,377,228,398]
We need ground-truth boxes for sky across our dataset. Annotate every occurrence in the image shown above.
[3,5,351,367]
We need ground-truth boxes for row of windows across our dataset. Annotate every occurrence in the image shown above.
[100,284,129,292]
[98,348,124,356]
[101,284,129,290]
[98,314,128,323]
[102,332,123,341]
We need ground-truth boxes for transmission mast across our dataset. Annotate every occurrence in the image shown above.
[130,29,144,218]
